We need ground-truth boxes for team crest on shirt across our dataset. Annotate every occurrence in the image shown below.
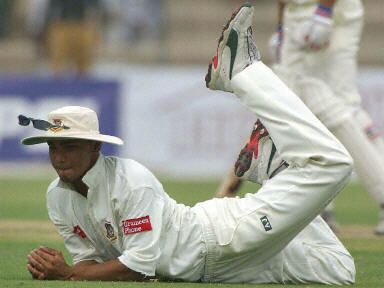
[104,221,117,241]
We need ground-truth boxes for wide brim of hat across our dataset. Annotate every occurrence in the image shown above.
[21,132,124,146]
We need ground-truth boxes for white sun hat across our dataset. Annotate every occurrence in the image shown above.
[20,106,124,145]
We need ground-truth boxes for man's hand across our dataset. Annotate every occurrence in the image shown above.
[27,247,72,280]
[27,246,147,281]
[293,4,333,50]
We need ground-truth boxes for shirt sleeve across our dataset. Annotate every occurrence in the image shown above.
[47,188,104,265]
[117,185,166,277]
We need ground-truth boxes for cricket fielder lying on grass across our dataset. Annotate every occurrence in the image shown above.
[19,3,355,284]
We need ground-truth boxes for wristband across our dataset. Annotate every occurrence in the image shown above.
[315,4,332,18]
[313,4,333,25]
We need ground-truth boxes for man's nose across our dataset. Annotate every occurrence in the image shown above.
[51,150,66,162]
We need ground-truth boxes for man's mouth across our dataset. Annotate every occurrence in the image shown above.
[56,167,71,173]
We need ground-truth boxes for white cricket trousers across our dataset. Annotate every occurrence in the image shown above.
[193,62,354,284]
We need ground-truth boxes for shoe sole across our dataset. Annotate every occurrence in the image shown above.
[205,3,253,89]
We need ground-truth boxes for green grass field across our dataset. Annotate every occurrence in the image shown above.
[0,177,383,288]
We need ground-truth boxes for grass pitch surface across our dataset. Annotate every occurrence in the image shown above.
[0,177,383,287]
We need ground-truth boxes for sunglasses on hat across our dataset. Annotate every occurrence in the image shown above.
[18,115,70,131]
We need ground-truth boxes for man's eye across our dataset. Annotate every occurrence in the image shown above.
[70,144,85,150]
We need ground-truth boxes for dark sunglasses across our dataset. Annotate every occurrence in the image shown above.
[18,115,70,131]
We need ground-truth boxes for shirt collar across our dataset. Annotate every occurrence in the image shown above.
[57,179,75,190]
[82,154,105,190]
[55,154,105,195]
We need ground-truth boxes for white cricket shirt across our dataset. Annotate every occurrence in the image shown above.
[46,155,206,281]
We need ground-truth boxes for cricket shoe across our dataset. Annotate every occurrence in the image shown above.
[205,3,261,92]
[234,119,289,184]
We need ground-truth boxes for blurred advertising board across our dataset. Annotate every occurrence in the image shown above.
[0,66,382,179]
[101,65,384,178]
[0,76,121,161]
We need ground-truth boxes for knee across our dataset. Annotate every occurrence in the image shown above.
[335,153,354,186]
[313,144,353,187]
[308,147,353,197]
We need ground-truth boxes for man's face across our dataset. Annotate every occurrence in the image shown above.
[47,139,100,184]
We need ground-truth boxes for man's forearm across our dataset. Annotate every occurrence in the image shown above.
[70,259,146,281]
[277,0,286,27]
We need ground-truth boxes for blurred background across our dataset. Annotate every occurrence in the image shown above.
[0,0,382,69]
[1,3,383,284]
[0,0,383,179]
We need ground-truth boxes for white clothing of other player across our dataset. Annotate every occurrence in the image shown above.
[22,4,354,285]
[274,0,384,234]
